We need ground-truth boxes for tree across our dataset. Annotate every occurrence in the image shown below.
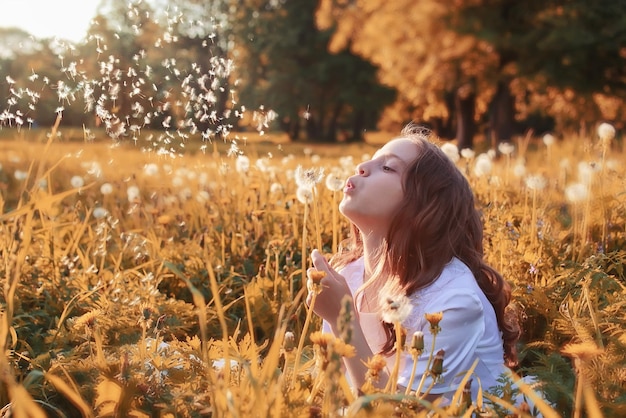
[449,0,626,135]
[316,0,501,148]
[230,0,394,142]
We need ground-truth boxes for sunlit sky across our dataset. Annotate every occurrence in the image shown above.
[0,0,100,42]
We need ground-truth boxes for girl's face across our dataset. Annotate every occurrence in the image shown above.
[340,138,418,235]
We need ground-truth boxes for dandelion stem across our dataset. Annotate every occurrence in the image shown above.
[385,322,403,393]
[292,291,317,387]
[332,190,338,254]
[415,334,438,397]
[298,203,309,301]
[404,350,421,395]
[573,359,583,418]
[312,186,323,251]
[531,189,537,247]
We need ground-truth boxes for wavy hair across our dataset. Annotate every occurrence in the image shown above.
[331,124,521,367]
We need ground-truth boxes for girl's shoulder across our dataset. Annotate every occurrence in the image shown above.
[406,258,484,316]
[422,257,477,293]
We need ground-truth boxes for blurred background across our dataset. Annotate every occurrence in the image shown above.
[0,0,624,149]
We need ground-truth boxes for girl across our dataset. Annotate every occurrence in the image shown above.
[307,123,522,402]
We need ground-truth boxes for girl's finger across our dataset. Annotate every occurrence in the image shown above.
[311,249,330,272]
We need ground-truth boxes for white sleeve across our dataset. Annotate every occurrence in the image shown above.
[397,288,485,395]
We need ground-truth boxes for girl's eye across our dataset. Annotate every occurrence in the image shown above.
[382,165,393,172]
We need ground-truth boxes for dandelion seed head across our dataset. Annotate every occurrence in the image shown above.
[196,190,210,203]
[460,148,475,160]
[440,142,460,163]
[338,155,355,171]
[513,161,527,178]
[127,185,141,202]
[525,174,547,191]
[70,175,85,188]
[269,182,283,194]
[597,122,615,142]
[172,176,184,188]
[565,183,589,204]
[325,172,345,192]
[296,186,313,204]
[473,154,492,177]
[498,142,515,156]
[235,154,250,174]
[143,163,159,176]
[379,283,412,324]
[93,207,109,219]
[577,161,595,185]
[542,133,555,147]
[295,165,324,189]
[100,183,113,195]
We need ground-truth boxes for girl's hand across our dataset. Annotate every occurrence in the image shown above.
[306,249,353,324]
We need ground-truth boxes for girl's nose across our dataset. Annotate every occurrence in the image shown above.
[356,162,368,175]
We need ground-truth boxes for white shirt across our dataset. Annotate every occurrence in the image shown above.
[322,256,510,399]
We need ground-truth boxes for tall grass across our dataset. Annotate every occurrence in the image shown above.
[0,127,624,417]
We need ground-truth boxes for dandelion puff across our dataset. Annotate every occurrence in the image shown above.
[325,173,344,192]
[542,133,555,147]
[295,165,324,189]
[440,142,460,163]
[379,282,412,324]
[143,163,159,176]
[473,153,492,177]
[525,174,547,191]
[93,207,109,219]
[597,122,616,142]
[577,161,595,185]
[172,176,184,188]
[70,175,85,188]
[127,185,141,202]
[196,190,210,203]
[339,155,354,171]
[255,157,270,173]
[513,161,527,178]
[498,142,515,156]
[565,183,589,204]
[235,155,250,174]
[269,182,283,194]
[460,148,475,160]
[100,183,113,195]
[296,186,313,204]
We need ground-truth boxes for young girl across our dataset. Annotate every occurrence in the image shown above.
[306,123,522,402]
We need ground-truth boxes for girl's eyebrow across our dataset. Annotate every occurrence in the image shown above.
[373,152,408,167]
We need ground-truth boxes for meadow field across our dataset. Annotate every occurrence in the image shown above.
[0,122,624,417]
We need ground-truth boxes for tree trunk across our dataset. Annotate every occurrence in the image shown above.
[455,83,476,150]
[489,80,515,149]
[350,109,365,142]
[324,102,343,142]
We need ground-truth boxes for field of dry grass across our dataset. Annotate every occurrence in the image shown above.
[0,122,624,417]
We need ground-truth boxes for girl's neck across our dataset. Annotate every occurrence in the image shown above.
[360,230,386,280]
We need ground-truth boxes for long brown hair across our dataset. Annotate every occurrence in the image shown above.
[332,124,520,367]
